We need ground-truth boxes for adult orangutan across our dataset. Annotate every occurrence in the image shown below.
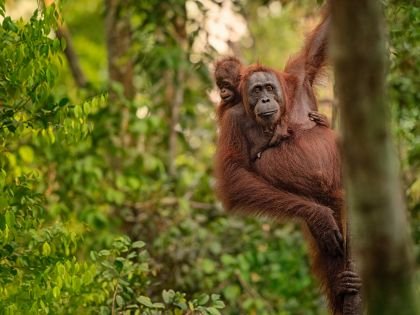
[214,56,328,161]
[214,13,362,315]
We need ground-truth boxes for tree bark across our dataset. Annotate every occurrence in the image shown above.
[330,1,418,315]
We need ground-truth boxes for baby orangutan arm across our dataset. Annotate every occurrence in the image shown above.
[309,111,330,128]
[268,111,330,149]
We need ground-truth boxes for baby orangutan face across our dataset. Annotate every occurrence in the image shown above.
[218,79,237,103]
[246,71,283,128]
[215,57,242,105]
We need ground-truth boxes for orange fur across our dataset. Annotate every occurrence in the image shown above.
[214,10,356,315]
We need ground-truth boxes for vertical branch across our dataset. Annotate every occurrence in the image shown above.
[44,0,87,88]
[105,0,134,99]
[105,0,134,147]
[168,67,185,177]
[55,27,87,88]
[331,1,417,315]
[167,4,187,177]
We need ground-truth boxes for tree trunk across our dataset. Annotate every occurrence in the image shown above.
[330,1,418,315]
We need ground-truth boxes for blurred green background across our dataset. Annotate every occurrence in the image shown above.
[0,0,418,314]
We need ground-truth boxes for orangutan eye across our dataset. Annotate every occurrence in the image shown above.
[266,84,273,92]
[254,86,262,93]
[221,80,232,89]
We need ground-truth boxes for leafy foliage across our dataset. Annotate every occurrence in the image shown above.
[386,1,420,260]
[0,3,224,314]
[0,0,417,314]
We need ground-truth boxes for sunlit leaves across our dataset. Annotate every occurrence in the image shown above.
[0,6,85,141]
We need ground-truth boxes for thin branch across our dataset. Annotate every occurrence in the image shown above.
[55,26,88,88]
[168,67,185,177]
[111,282,119,315]
[44,0,88,88]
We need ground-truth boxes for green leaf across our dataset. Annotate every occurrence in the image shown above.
[18,146,34,163]
[98,250,111,256]
[152,302,165,309]
[58,97,69,107]
[116,295,124,307]
[5,211,15,227]
[60,37,67,51]
[114,259,123,272]
[52,286,60,298]
[136,295,154,308]
[162,290,174,304]
[132,241,145,249]
[224,285,240,300]
[3,16,18,32]
[213,301,225,309]
[202,259,215,274]
[42,242,51,256]
[197,294,209,305]
[48,126,55,143]
[206,307,221,315]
